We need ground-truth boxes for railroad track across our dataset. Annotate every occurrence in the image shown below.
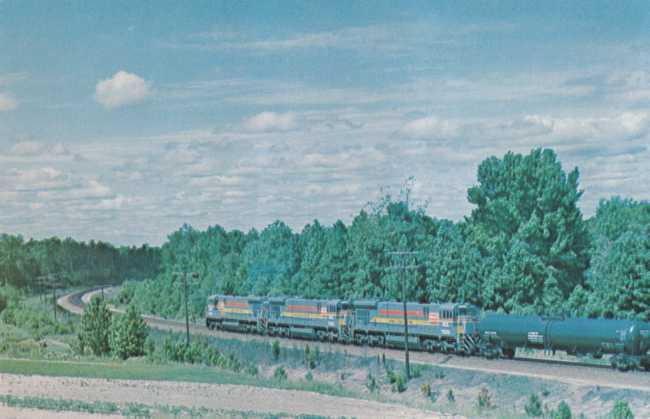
[58,288,650,393]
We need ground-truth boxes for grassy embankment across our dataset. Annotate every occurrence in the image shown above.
[0,394,325,419]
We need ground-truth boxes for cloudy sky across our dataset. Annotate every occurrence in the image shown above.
[1,1,649,245]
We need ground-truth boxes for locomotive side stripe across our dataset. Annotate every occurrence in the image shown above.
[220,308,253,314]
[371,317,435,326]
[379,309,424,317]
[223,302,250,308]
[286,305,320,312]
[280,312,329,319]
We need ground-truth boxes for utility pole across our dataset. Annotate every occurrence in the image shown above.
[387,250,419,380]
[37,273,64,321]
[173,270,199,347]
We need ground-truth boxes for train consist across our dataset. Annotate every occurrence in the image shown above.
[205,294,650,371]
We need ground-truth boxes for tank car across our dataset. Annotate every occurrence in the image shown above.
[478,314,650,370]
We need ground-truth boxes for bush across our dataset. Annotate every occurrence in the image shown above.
[366,373,378,393]
[305,371,313,382]
[477,387,492,410]
[110,304,149,360]
[553,401,572,419]
[420,383,431,397]
[304,344,319,369]
[609,400,634,419]
[391,372,406,393]
[525,393,543,417]
[447,389,455,403]
[273,366,288,381]
[116,283,135,306]
[78,296,112,356]
[272,340,281,361]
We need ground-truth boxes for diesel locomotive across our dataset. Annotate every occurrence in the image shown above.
[205,294,650,371]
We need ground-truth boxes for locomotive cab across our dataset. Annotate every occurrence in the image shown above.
[205,295,219,329]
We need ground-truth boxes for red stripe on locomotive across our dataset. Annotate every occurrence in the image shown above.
[379,309,424,317]
[224,301,250,308]
[286,305,320,312]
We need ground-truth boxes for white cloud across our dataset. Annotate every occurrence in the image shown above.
[0,92,17,111]
[171,22,514,54]
[10,141,46,155]
[7,141,72,157]
[401,116,459,140]
[13,167,70,191]
[243,111,297,132]
[94,71,151,109]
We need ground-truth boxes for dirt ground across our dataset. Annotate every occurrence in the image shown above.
[0,373,451,419]
[0,406,122,419]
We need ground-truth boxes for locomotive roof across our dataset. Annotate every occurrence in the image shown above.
[212,294,265,302]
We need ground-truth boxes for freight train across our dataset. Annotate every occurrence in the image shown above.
[205,294,650,371]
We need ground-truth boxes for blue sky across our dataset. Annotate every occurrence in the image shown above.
[1,1,649,245]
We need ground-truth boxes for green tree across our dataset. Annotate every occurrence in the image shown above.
[110,304,149,360]
[609,400,634,419]
[467,148,590,313]
[553,401,572,419]
[242,221,300,296]
[524,393,543,417]
[78,295,112,356]
[582,198,650,320]
[425,221,484,305]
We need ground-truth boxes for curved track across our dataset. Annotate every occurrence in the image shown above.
[58,288,650,393]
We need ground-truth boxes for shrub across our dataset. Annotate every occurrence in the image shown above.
[110,304,149,360]
[553,401,572,419]
[609,400,634,419]
[391,372,406,393]
[272,340,281,361]
[304,344,318,369]
[525,393,543,417]
[78,296,112,356]
[366,373,378,393]
[273,366,288,381]
[477,387,492,410]
[447,389,455,403]
[305,371,313,382]
[420,383,431,398]
[245,364,258,376]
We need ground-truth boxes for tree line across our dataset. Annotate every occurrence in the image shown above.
[122,148,649,321]
[0,236,161,292]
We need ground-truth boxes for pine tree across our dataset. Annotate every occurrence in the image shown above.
[110,304,149,360]
[78,295,112,356]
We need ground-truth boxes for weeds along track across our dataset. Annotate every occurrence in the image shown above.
[58,288,650,393]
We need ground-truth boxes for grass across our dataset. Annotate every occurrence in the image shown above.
[0,357,358,400]
[0,394,329,418]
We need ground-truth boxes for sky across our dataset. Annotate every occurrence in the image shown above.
[1,1,649,245]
